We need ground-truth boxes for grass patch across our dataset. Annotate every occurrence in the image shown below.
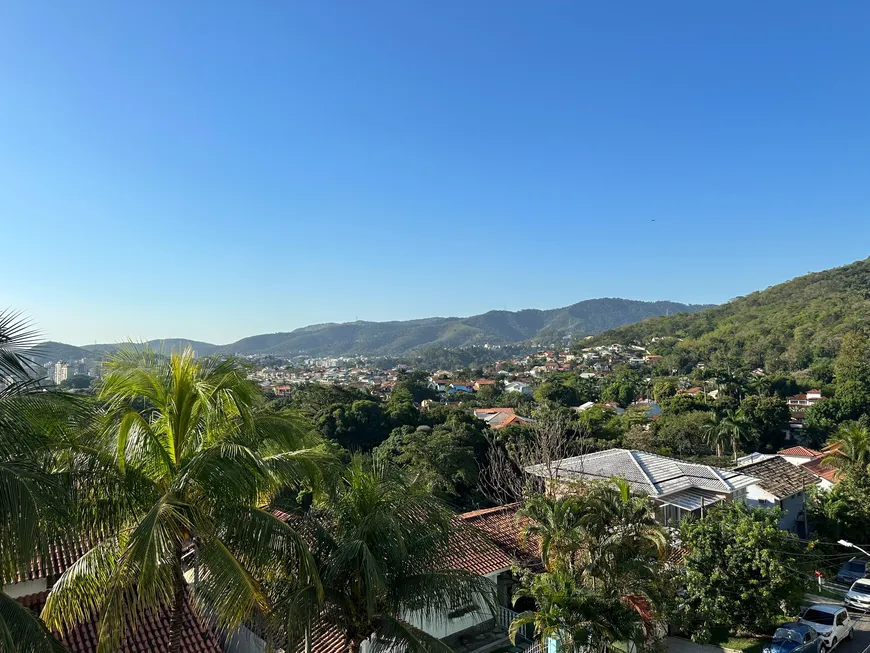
[708,627,770,653]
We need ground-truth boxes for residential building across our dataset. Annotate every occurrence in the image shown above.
[504,380,532,395]
[526,448,759,526]
[800,457,840,490]
[231,505,542,653]
[734,456,819,536]
[786,390,824,412]
[448,381,474,394]
[273,385,293,397]
[53,361,69,385]
[474,407,535,430]
[473,379,496,391]
[777,445,823,466]
[5,541,222,653]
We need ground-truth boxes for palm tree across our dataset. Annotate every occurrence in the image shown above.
[578,480,668,590]
[516,494,583,571]
[509,568,645,653]
[702,412,729,458]
[824,423,870,475]
[42,345,326,653]
[704,409,751,461]
[272,457,496,653]
[720,408,752,462]
[0,311,71,653]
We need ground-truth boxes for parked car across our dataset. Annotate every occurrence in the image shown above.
[764,623,821,653]
[799,605,856,652]
[836,557,868,584]
[845,577,870,612]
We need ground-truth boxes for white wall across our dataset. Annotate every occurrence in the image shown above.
[744,486,804,533]
[406,570,501,640]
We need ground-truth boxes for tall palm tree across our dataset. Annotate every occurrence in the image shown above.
[702,412,728,458]
[0,311,70,653]
[516,494,583,572]
[509,568,645,653]
[824,423,870,475]
[720,408,752,462]
[272,457,496,653]
[42,345,326,653]
[703,409,751,461]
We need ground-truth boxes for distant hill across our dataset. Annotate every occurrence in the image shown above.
[41,298,709,361]
[590,257,870,374]
[82,339,221,357]
[29,341,94,363]
[222,299,711,358]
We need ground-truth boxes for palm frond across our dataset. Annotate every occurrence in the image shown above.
[0,310,41,379]
[0,592,68,653]
[370,615,453,653]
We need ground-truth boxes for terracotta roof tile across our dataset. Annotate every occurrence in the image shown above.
[17,591,222,653]
[801,458,842,484]
[18,539,94,583]
[778,446,822,458]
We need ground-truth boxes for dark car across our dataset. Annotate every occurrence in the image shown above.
[765,623,821,653]
[836,558,868,584]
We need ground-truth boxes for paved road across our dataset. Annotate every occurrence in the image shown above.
[836,611,870,653]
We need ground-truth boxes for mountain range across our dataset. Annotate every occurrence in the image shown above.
[36,298,710,362]
[592,256,870,373]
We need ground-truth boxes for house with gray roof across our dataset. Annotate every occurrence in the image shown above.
[526,448,760,526]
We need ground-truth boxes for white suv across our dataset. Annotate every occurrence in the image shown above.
[845,578,870,612]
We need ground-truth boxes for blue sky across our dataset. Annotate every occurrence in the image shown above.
[3,2,869,345]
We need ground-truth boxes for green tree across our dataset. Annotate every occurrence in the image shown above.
[375,424,479,504]
[807,473,870,544]
[42,346,326,653]
[516,494,583,571]
[601,378,637,408]
[273,458,495,653]
[823,423,870,475]
[654,410,714,457]
[739,395,789,451]
[509,569,646,653]
[0,311,70,653]
[59,374,93,390]
[533,381,580,407]
[652,379,677,401]
[676,502,804,641]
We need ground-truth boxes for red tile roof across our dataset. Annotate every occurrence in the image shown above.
[456,504,541,570]
[778,446,822,458]
[17,591,222,653]
[17,538,94,583]
[800,458,841,484]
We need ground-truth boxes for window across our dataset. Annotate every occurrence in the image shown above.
[836,612,846,626]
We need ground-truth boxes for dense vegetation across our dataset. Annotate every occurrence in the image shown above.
[590,257,870,374]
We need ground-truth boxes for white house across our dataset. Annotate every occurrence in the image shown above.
[504,381,533,395]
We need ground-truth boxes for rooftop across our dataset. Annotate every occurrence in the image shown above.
[778,445,822,458]
[17,590,221,653]
[735,455,820,498]
[526,448,759,498]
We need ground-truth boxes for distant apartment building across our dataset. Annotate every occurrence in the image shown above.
[53,362,69,385]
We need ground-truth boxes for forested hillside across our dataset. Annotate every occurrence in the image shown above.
[591,257,870,375]
[74,298,709,359]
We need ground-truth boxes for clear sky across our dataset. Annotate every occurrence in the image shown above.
[3,2,869,345]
